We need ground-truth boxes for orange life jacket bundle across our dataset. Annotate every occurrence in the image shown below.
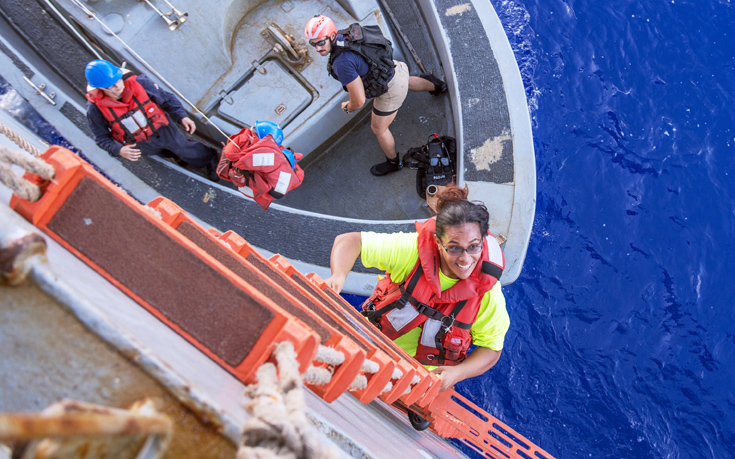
[216,128,305,210]
[361,218,505,366]
[86,74,169,145]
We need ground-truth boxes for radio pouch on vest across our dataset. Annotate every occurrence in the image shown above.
[413,299,473,365]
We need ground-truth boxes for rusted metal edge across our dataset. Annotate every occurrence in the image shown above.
[27,260,243,444]
[1,204,376,458]
[0,204,241,444]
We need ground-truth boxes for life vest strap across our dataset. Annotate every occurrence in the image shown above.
[105,93,161,144]
[415,301,472,330]
[233,166,254,184]
[402,264,472,330]
[481,260,503,280]
[363,292,406,327]
[364,263,426,326]
[229,165,285,201]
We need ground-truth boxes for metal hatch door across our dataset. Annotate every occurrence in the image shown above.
[217,59,311,127]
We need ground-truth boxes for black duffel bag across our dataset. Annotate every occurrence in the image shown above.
[403,134,456,198]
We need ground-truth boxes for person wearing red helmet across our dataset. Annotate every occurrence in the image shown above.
[84,59,219,181]
[305,15,447,177]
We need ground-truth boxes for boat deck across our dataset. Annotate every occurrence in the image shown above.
[278,85,452,220]
[0,0,534,292]
[279,0,453,219]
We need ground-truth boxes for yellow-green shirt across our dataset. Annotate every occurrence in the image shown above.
[360,231,509,357]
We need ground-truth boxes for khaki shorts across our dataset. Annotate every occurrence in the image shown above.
[373,61,409,115]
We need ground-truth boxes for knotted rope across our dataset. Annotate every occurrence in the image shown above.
[0,121,54,201]
[238,342,338,459]
[303,345,345,386]
[0,120,44,157]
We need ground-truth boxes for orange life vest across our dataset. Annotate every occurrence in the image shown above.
[362,218,504,366]
[86,73,169,145]
[216,128,305,211]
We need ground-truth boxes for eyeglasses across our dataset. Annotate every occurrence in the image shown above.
[309,38,329,47]
[439,241,483,256]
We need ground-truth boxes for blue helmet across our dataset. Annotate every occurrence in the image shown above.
[281,148,296,169]
[254,120,284,146]
[85,60,122,88]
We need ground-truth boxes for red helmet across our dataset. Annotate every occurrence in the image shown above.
[304,15,336,41]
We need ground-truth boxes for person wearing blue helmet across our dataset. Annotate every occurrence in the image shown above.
[84,59,219,180]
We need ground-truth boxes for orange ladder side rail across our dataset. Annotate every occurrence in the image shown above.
[271,255,415,405]
[218,231,396,404]
[146,196,365,403]
[426,389,556,459]
[271,256,434,406]
[305,272,443,408]
[10,146,319,384]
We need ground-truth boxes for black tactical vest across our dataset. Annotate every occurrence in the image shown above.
[327,23,396,99]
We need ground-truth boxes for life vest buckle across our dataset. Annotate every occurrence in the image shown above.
[441,314,455,333]
[395,295,409,309]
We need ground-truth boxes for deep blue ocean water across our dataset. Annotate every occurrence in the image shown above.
[472,0,735,457]
[3,1,734,457]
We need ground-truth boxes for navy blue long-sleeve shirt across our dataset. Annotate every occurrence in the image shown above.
[85,74,189,157]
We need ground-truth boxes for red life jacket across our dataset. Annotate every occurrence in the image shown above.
[86,73,169,145]
[216,128,305,211]
[361,218,505,366]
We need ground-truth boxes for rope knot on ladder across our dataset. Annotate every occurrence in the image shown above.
[0,121,54,201]
[237,342,339,459]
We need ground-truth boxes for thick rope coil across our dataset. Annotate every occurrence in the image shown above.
[0,146,55,179]
[0,120,45,157]
[0,162,41,201]
[238,342,338,459]
[0,145,55,202]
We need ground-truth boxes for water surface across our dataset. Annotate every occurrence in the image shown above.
[468,0,735,457]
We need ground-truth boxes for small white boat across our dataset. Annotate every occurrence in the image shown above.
[0,0,534,294]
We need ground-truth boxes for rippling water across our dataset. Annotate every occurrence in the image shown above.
[3,1,734,457]
[468,0,735,457]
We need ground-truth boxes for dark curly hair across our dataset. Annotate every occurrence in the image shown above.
[435,185,490,240]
